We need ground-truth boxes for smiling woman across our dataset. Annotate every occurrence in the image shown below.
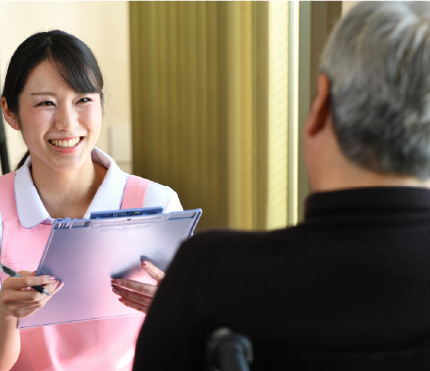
[0,30,183,371]
[2,30,104,172]
[4,59,103,180]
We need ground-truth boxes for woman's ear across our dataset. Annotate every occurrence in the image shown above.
[305,74,331,136]
[1,97,19,130]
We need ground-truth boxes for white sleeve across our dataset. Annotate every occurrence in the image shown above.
[163,191,183,213]
[143,183,183,213]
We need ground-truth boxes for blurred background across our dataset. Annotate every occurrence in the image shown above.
[0,1,356,231]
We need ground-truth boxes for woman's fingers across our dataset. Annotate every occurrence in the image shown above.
[2,275,60,300]
[1,275,64,319]
[111,261,166,313]
[111,285,153,313]
[5,274,55,290]
[141,260,165,283]
[110,280,156,314]
[3,281,63,319]
[117,297,149,313]
[111,278,157,297]
[44,279,64,296]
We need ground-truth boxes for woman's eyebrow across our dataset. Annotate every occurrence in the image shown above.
[29,92,58,96]
[29,92,97,96]
[30,91,57,95]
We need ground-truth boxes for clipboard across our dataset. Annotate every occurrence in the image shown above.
[18,208,202,329]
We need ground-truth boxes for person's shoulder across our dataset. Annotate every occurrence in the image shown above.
[138,178,182,212]
[181,227,285,253]
[127,175,176,195]
[192,227,286,240]
[177,229,239,257]
[171,228,289,277]
[186,228,245,243]
[145,179,175,194]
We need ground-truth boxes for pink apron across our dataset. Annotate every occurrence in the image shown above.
[0,173,153,371]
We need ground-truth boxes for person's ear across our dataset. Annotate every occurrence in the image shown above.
[1,97,19,130]
[306,74,331,136]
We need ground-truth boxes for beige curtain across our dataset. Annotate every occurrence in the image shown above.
[129,2,331,230]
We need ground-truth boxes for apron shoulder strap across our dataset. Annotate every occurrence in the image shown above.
[121,175,151,209]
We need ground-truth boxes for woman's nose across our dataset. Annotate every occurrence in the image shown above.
[54,104,78,130]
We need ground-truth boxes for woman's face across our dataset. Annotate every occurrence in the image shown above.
[15,59,102,174]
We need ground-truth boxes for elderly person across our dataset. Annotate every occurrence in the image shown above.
[133,2,430,370]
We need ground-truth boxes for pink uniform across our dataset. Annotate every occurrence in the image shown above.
[0,172,156,371]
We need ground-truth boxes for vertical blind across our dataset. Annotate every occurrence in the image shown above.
[129,1,307,230]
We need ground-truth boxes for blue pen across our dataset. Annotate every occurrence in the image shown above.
[0,262,51,296]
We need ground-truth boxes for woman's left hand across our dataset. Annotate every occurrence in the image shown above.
[111,260,165,313]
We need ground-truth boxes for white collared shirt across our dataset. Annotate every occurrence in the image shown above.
[0,148,182,248]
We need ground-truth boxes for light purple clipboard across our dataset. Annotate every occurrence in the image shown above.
[18,209,202,329]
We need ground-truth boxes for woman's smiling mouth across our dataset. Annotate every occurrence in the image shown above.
[49,137,82,149]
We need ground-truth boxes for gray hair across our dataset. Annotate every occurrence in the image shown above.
[320,1,430,179]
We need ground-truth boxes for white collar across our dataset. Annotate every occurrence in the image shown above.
[15,148,128,228]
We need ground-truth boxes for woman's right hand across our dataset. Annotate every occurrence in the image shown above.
[0,271,63,319]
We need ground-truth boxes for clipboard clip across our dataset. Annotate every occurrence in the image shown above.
[89,207,163,220]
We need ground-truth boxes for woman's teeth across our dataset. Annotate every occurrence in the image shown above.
[50,138,81,148]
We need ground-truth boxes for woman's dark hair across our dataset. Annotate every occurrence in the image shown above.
[1,30,104,169]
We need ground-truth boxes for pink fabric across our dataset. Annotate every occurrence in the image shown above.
[0,174,154,371]
[120,175,151,209]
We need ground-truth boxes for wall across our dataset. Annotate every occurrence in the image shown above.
[0,1,132,173]
[342,1,358,14]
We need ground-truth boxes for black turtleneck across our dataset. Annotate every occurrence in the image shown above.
[134,186,430,371]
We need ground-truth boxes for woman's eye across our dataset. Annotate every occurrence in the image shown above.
[78,97,92,103]
[37,101,55,107]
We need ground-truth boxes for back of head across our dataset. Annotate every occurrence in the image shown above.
[320,2,430,180]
